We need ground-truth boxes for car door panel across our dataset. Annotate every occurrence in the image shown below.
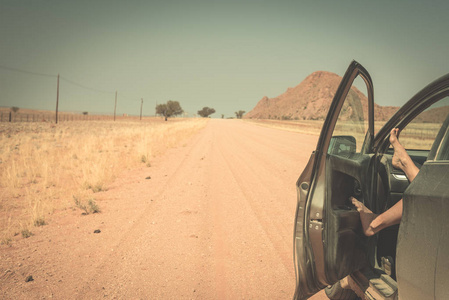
[324,154,370,283]
[294,152,322,299]
[395,111,449,299]
[294,61,374,299]
[301,154,369,287]
[397,162,449,299]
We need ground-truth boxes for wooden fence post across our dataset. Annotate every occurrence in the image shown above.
[55,74,60,124]
[114,91,117,121]
[140,98,143,120]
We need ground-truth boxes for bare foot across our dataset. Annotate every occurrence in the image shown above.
[351,197,378,236]
[389,128,420,181]
[389,128,409,171]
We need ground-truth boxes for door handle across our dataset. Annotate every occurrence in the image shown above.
[392,174,407,181]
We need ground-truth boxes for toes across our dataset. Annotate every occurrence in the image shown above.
[350,197,362,207]
[391,128,400,140]
[350,196,359,204]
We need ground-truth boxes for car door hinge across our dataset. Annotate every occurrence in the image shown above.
[309,219,323,231]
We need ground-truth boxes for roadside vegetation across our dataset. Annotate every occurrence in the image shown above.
[235,110,245,119]
[155,100,184,121]
[243,119,324,135]
[244,118,438,150]
[0,118,207,244]
[197,107,216,118]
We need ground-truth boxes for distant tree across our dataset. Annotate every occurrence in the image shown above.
[235,110,245,119]
[156,100,184,121]
[197,107,216,118]
[11,106,19,113]
[221,114,224,119]
[82,111,88,115]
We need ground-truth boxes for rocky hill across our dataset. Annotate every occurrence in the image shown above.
[414,105,449,123]
[244,71,399,121]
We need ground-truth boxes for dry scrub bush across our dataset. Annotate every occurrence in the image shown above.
[0,118,207,242]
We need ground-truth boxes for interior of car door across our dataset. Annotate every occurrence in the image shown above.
[319,65,375,285]
[293,61,375,300]
[324,153,372,283]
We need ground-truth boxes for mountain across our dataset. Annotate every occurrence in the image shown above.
[414,105,449,123]
[244,71,399,121]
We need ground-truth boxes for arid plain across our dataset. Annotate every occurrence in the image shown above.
[0,118,332,299]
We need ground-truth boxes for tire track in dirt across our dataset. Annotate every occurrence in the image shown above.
[77,122,217,299]
[217,141,293,273]
[214,121,314,274]
[1,119,330,299]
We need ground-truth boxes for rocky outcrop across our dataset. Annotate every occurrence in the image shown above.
[245,71,399,121]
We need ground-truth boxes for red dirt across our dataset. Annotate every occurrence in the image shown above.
[0,119,328,299]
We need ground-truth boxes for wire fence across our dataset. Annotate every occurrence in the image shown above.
[0,65,151,122]
[0,111,156,123]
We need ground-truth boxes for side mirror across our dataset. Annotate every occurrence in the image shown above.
[328,135,356,156]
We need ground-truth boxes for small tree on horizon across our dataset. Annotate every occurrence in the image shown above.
[156,100,184,121]
[197,107,216,118]
[235,110,245,119]
[11,107,19,113]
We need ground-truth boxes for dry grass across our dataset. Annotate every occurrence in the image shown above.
[245,119,441,151]
[243,119,324,135]
[0,118,207,243]
[398,123,441,150]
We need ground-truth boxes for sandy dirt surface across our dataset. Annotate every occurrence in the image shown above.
[0,119,329,299]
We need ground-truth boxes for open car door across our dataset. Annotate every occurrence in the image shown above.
[293,61,374,299]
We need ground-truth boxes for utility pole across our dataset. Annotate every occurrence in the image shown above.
[114,91,117,121]
[140,98,143,120]
[55,73,60,124]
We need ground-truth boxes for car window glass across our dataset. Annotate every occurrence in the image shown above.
[398,97,449,151]
[328,76,369,155]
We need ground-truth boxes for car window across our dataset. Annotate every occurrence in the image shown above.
[328,76,369,155]
[398,97,449,151]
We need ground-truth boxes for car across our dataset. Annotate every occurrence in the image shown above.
[293,60,449,300]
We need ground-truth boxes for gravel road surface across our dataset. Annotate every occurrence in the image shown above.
[1,119,329,299]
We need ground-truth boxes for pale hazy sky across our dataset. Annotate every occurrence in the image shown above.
[1,0,448,117]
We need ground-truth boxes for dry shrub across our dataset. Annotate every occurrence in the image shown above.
[0,118,207,240]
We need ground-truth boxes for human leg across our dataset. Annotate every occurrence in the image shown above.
[351,197,403,237]
[389,128,419,181]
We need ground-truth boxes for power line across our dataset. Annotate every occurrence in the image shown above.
[117,92,142,102]
[60,76,114,95]
[0,65,115,95]
[1,65,146,109]
[0,65,56,78]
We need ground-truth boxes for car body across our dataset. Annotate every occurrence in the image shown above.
[293,61,449,299]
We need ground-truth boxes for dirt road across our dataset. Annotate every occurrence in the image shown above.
[1,119,328,299]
